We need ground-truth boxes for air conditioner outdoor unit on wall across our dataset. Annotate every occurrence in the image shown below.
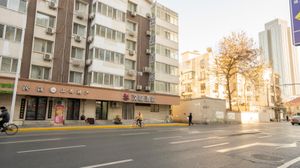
[89,13,95,20]
[136,85,142,91]
[45,27,54,35]
[48,1,57,9]
[43,53,52,61]
[74,35,81,42]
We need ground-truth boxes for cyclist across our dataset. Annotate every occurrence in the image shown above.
[135,112,143,127]
[0,106,10,132]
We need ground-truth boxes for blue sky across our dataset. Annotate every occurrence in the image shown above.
[157,0,290,54]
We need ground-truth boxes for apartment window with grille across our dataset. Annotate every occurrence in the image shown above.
[124,80,134,90]
[125,59,135,70]
[75,0,86,12]
[126,40,136,51]
[33,38,53,53]
[36,12,55,28]
[73,23,85,37]
[127,21,136,32]
[31,65,50,80]
[69,71,82,84]
[93,72,123,87]
[128,1,137,12]
[0,57,17,73]
[71,47,84,59]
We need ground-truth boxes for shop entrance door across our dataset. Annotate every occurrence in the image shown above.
[26,97,47,120]
[67,99,80,120]
[122,103,135,119]
[95,101,108,120]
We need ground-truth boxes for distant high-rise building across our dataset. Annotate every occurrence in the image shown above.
[259,19,300,99]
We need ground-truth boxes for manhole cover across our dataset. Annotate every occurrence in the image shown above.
[252,154,283,162]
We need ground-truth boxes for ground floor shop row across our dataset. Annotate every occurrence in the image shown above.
[0,77,179,126]
[1,95,172,126]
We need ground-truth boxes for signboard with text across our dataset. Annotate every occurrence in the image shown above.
[290,0,300,46]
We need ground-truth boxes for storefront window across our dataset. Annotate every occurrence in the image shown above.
[95,101,108,120]
[67,99,80,120]
[26,97,47,120]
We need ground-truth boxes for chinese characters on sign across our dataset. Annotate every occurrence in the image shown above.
[123,93,155,103]
[290,0,300,45]
[21,85,89,96]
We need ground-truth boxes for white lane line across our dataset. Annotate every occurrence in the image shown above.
[203,142,229,148]
[0,138,63,145]
[277,156,300,168]
[120,132,149,136]
[188,131,201,134]
[153,136,182,140]
[170,136,225,145]
[17,145,86,154]
[258,135,272,139]
[157,129,178,132]
[217,143,258,153]
[81,159,133,168]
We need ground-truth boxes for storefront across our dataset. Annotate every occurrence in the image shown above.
[0,77,179,126]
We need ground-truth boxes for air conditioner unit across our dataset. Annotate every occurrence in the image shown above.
[45,27,54,35]
[137,72,143,76]
[89,12,95,20]
[146,13,151,18]
[128,31,135,37]
[146,49,151,55]
[143,67,151,73]
[48,1,57,9]
[87,36,94,43]
[86,59,92,66]
[74,35,81,42]
[127,70,136,76]
[76,11,85,20]
[146,30,151,36]
[145,86,151,92]
[136,85,142,91]
[72,60,82,67]
[129,50,135,56]
[130,11,137,17]
[43,53,52,61]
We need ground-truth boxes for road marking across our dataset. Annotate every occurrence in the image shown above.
[170,136,224,145]
[120,132,150,136]
[188,131,201,134]
[217,142,297,153]
[277,156,300,168]
[258,135,272,139]
[0,138,62,145]
[203,142,229,148]
[157,129,178,132]
[81,159,133,168]
[17,145,86,154]
[153,136,182,140]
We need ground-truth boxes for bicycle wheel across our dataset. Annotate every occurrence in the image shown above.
[5,124,18,135]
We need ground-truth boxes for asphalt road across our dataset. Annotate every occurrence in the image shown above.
[1,122,300,168]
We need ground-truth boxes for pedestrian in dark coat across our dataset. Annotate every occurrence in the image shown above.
[188,113,193,126]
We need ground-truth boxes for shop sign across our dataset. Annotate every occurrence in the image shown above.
[21,85,89,96]
[0,83,14,94]
[123,93,155,103]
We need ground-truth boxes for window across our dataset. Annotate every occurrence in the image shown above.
[128,1,137,12]
[93,72,123,87]
[71,47,84,59]
[75,0,86,12]
[125,59,135,70]
[5,26,15,41]
[15,28,22,42]
[73,23,85,37]
[36,12,55,28]
[31,65,50,80]
[126,40,136,51]
[33,38,53,53]
[127,21,136,31]
[201,83,206,91]
[125,80,134,90]
[0,0,26,13]
[0,24,4,38]
[69,71,82,84]
[151,105,159,112]
[95,25,125,43]
[0,57,17,72]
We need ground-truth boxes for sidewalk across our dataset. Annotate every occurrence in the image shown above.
[18,123,188,133]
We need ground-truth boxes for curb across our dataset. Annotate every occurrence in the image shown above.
[18,123,188,132]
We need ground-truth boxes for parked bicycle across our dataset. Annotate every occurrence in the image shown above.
[1,123,18,135]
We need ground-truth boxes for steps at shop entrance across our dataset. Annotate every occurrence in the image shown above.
[22,121,53,127]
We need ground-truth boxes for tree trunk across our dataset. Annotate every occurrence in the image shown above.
[226,76,232,111]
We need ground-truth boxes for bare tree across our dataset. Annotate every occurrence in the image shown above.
[215,32,259,111]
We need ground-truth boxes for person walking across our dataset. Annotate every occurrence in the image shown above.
[188,113,193,126]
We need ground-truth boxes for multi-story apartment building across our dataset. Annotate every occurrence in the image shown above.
[180,50,224,100]
[259,19,300,100]
[0,0,179,125]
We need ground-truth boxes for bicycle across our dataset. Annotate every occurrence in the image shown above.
[1,123,18,135]
[132,119,144,128]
